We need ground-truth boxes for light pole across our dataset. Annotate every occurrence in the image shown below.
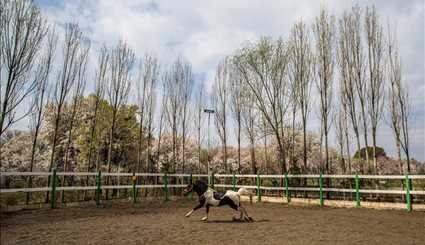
[204,109,214,184]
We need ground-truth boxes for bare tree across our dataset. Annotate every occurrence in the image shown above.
[164,65,179,174]
[26,29,57,204]
[136,55,158,174]
[386,25,411,173]
[180,63,193,173]
[387,24,403,173]
[289,20,314,173]
[105,40,135,199]
[60,42,89,202]
[88,46,108,172]
[338,10,362,171]
[145,58,158,174]
[350,6,371,170]
[288,58,299,172]
[240,83,258,174]
[335,85,352,174]
[339,6,371,170]
[337,53,352,174]
[260,115,271,174]
[234,37,290,175]
[155,83,168,172]
[136,60,146,174]
[46,23,86,203]
[365,6,385,173]
[82,46,107,201]
[230,64,244,173]
[398,78,411,174]
[212,58,230,172]
[164,59,187,173]
[335,109,344,173]
[313,8,335,174]
[0,0,48,163]
[195,83,205,172]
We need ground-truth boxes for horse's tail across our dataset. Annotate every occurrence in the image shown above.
[237,188,254,204]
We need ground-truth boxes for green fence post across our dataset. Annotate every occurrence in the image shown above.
[132,172,137,204]
[355,174,360,208]
[50,168,57,209]
[232,173,236,191]
[95,170,101,207]
[163,173,169,201]
[405,174,411,212]
[257,173,261,202]
[284,173,290,203]
[319,173,324,207]
[211,172,215,189]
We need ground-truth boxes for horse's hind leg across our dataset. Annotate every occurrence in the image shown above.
[240,206,253,222]
[226,200,242,221]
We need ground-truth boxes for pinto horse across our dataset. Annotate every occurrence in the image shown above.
[183,180,254,222]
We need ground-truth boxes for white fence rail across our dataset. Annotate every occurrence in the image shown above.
[1,171,424,211]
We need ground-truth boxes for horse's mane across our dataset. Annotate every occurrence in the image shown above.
[193,180,208,196]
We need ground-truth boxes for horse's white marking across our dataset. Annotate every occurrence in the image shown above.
[225,190,240,206]
[185,210,193,217]
[203,188,250,207]
[203,189,220,206]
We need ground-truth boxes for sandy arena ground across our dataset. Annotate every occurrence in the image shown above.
[1,199,424,245]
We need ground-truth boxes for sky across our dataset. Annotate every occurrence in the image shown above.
[32,0,425,161]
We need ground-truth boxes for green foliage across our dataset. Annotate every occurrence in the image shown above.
[353,146,386,160]
[44,95,149,173]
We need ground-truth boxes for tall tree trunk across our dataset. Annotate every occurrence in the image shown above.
[26,126,41,205]
[372,131,378,173]
[264,132,268,174]
[355,132,361,173]
[302,123,307,173]
[291,108,296,171]
[276,136,287,175]
[345,127,352,174]
[84,100,100,200]
[197,129,201,173]
[250,138,256,174]
[45,105,62,203]
[106,111,117,200]
[361,110,370,172]
[61,116,77,203]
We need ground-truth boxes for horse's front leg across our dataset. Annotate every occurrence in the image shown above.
[202,204,210,221]
[186,200,205,217]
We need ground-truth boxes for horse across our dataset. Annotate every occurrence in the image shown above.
[183,180,254,222]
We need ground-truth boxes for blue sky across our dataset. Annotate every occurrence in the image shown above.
[32,0,425,161]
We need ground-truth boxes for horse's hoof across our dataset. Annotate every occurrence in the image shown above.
[248,217,254,222]
[201,217,208,221]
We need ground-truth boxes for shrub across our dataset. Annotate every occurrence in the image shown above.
[353,146,386,160]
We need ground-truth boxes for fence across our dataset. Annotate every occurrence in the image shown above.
[1,171,425,212]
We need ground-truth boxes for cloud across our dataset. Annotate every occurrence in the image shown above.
[33,0,424,160]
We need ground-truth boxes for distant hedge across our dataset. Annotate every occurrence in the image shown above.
[353,146,386,159]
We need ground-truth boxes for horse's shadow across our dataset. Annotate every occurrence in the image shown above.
[194,219,269,224]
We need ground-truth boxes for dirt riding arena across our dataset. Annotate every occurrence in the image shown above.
[1,199,424,245]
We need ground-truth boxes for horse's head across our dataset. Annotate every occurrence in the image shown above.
[183,183,194,196]
[184,180,208,196]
